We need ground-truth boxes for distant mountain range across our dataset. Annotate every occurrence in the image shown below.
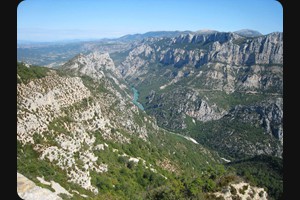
[119,29,263,41]
[18,29,264,45]
[17,29,266,67]
[118,30,193,41]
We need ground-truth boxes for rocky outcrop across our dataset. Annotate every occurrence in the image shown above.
[17,173,62,200]
[186,99,225,122]
[17,71,91,144]
[62,51,122,80]
[174,32,238,45]
[145,88,226,129]
[209,32,283,65]
[213,182,268,200]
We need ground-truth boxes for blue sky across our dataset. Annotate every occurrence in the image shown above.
[17,0,283,42]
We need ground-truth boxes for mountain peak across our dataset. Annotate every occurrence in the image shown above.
[61,52,117,79]
[234,29,263,37]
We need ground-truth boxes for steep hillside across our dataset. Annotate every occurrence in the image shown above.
[18,56,270,199]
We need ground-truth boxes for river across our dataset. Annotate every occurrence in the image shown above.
[132,87,144,110]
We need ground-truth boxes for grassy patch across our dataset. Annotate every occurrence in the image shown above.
[17,62,50,84]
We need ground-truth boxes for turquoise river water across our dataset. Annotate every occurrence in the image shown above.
[132,87,144,110]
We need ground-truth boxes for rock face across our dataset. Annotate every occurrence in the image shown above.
[17,55,156,194]
[227,97,283,143]
[144,89,283,158]
[119,31,283,99]
[62,51,122,80]
[213,182,268,200]
[145,88,227,130]
[120,32,282,93]
[17,173,62,200]
[115,31,283,159]
[17,72,91,144]
[169,32,282,66]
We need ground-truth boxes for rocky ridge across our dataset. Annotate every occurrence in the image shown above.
[120,32,282,93]
[17,54,157,194]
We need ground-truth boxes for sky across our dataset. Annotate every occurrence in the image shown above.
[17,0,283,42]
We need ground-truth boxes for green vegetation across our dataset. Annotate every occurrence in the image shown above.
[18,119,241,200]
[110,49,131,67]
[17,140,95,197]
[155,86,266,111]
[17,62,50,84]
[195,91,266,110]
[105,74,132,99]
[131,63,171,100]
[227,155,283,200]
[230,185,237,195]
[17,45,283,199]
[80,75,110,95]
[48,116,73,135]
[232,38,248,46]
[185,116,280,160]
[239,185,248,194]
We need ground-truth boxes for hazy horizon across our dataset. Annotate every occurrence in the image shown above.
[17,28,282,43]
[18,0,283,42]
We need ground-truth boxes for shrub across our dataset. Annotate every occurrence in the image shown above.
[230,185,237,195]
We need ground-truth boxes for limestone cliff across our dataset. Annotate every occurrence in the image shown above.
[17,55,155,194]
[115,31,283,159]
